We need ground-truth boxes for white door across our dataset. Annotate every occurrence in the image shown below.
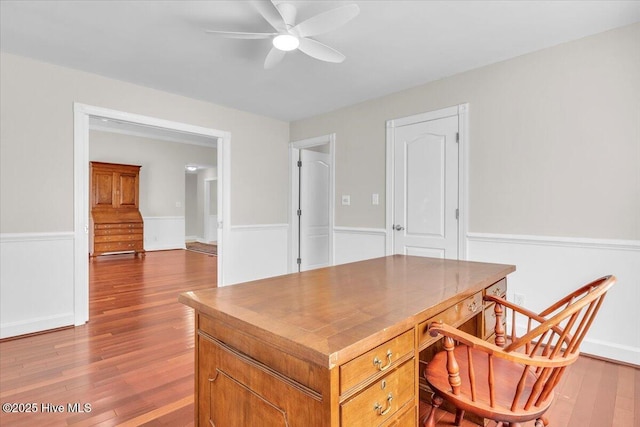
[392,115,459,259]
[298,149,331,271]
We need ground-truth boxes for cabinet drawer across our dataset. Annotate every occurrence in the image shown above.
[379,404,415,427]
[94,227,142,236]
[418,292,482,348]
[94,241,142,253]
[95,223,142,230]
[341,360,414,427]
[340,330,413,395]
[94,233,142,243]
[484,278,507,301]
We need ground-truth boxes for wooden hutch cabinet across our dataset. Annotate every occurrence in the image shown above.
[90,161,145,257]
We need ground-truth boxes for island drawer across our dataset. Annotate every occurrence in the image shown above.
[339,330,414,395]
[484,278,507,300]
[418,292,482,348]
[340,360,414,427]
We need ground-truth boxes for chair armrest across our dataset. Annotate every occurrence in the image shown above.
[428,321,577,368]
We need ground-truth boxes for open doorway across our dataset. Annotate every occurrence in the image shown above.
[289,134,335,272]
[185,168,218,255]
[73,103,230,326]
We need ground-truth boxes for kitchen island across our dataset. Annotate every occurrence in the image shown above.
[179,255,515,426]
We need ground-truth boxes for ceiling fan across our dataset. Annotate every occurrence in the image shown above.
[205,0,360,69]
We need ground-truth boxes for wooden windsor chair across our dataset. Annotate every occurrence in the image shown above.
[422,275,616,427]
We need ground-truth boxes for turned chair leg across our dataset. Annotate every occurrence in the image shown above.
[454,408,465,426]
[423,393,443,427]
[535,417,549,427]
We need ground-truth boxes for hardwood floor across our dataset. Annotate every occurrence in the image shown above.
[1,250,216,426]
[1,249,638,426]
[418,355,639,426]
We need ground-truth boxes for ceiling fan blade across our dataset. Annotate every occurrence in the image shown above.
[297,38,345,63]
[251,0,287,33]
[264,47,287,69]
[204,30,276,39]
[292,4,360,38]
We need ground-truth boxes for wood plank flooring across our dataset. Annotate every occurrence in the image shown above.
[1,249,637,426]
[1,250,216,426]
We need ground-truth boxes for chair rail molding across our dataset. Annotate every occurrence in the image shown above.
[466,231,640,365]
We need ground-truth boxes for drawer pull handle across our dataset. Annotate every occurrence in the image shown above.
[373,393,393,416]
[373,350,393,371]
[468,301,479,313]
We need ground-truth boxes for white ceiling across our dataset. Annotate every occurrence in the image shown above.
[1,1,639,122]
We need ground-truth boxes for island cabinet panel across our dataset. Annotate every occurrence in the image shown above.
[198,334,328,427]
[180,255,516,426]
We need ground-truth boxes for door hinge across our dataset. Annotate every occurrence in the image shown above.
[456,132,459,143]
[455,208,459,220]
[297,258,301,265]
[297,209,302,216]
[297,160,302,167]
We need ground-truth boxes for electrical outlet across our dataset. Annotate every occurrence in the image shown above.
[341,195,351,206]
[513,293,525,306]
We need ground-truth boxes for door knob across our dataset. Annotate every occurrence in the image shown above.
[393,224,404,231]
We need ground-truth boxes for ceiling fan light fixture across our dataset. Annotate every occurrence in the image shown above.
[273,34,299,51]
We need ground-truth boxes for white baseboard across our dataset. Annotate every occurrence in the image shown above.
[467,232,640,366]
[1,232,75,338]
[333,226,387,265]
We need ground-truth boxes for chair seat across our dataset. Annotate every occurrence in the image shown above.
[425,346,554,423]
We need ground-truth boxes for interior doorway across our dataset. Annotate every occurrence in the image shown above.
[73,103,230,326]
[289,134,335,272]
[386,104,469,260]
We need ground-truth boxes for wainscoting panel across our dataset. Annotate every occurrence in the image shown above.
[224,224,289,286]
[333,227,387,265]
[0,233,75,338]
[143,216,186,251]
[467,232,640,365]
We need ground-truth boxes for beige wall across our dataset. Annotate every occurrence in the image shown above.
[0,52,290,233]
[291,23,640,240]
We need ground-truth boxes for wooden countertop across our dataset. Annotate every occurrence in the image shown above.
[179,255,515,368]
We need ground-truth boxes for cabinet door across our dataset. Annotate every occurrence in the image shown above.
[118,172,139,208]
[93,170,115,208]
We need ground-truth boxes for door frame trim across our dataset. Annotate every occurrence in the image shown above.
[288,134,336,272]
[73,103,231,325]
[385,104,469,259]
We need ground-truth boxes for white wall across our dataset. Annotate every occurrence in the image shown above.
[290,24,640,364]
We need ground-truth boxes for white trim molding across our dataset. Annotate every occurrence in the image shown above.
[74,102,232,327]
[226,224,289,285]
[467,232,640,365]
[468,232,640,251]
[333,226,387,265]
